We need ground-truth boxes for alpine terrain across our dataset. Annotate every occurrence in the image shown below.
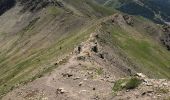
[0,0,170,100]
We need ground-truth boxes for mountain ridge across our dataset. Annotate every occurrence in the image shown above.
[0,0,170,99]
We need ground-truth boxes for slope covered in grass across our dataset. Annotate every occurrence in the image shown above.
[0,0,114,98]
[100,15,170,79]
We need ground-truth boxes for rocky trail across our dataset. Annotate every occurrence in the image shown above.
[1,0,170,99]
[2,31,118,100]
[2,14,170,100]
[2,14,130,99]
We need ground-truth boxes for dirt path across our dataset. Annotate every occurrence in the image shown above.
[1,14,133,100]
[2,52,115,100]
[2,27,119,100]
[2,13,170,100]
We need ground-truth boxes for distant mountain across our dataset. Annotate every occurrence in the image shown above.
[96,0,170,23]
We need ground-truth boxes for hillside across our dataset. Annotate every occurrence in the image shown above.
[0,0,170,100]
[0,0,114,98]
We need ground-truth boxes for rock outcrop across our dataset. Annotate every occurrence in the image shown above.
[160,25,170,50]
[16,0,64,12]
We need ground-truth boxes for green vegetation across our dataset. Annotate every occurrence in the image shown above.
[112,78,128,92]
[96,67,104,75]
[0,12,96,97]
[112,77,141,92]
[104,22,170,79]
[0,25,94,98]
[125,77,142,89]
[1,0,170,99]
[0,1,114,97]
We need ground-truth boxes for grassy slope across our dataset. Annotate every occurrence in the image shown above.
[101,17,170,79]
[0,1,114,98]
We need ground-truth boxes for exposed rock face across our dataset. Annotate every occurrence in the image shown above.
[74,32,104,62]
[162,25,170,32]
[0,0,64,15]
[17,0,64,12]
[123,15,134,26]
[112,14,134,27]
[160,25,170,50]
[18,0,50,12]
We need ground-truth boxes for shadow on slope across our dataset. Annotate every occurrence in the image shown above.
[0,0,16,15]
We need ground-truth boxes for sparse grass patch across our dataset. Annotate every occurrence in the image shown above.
[48,6,62,16]
[112,78,128,92]
[125,77,142,89]
[96,67,103,75]
[112,77,141,93]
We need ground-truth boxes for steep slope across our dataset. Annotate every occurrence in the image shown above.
[95,0,170,51]
[0,0,170,99]
[105,14,170,79]
[2,13,170,100]
[0,0,114,98]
